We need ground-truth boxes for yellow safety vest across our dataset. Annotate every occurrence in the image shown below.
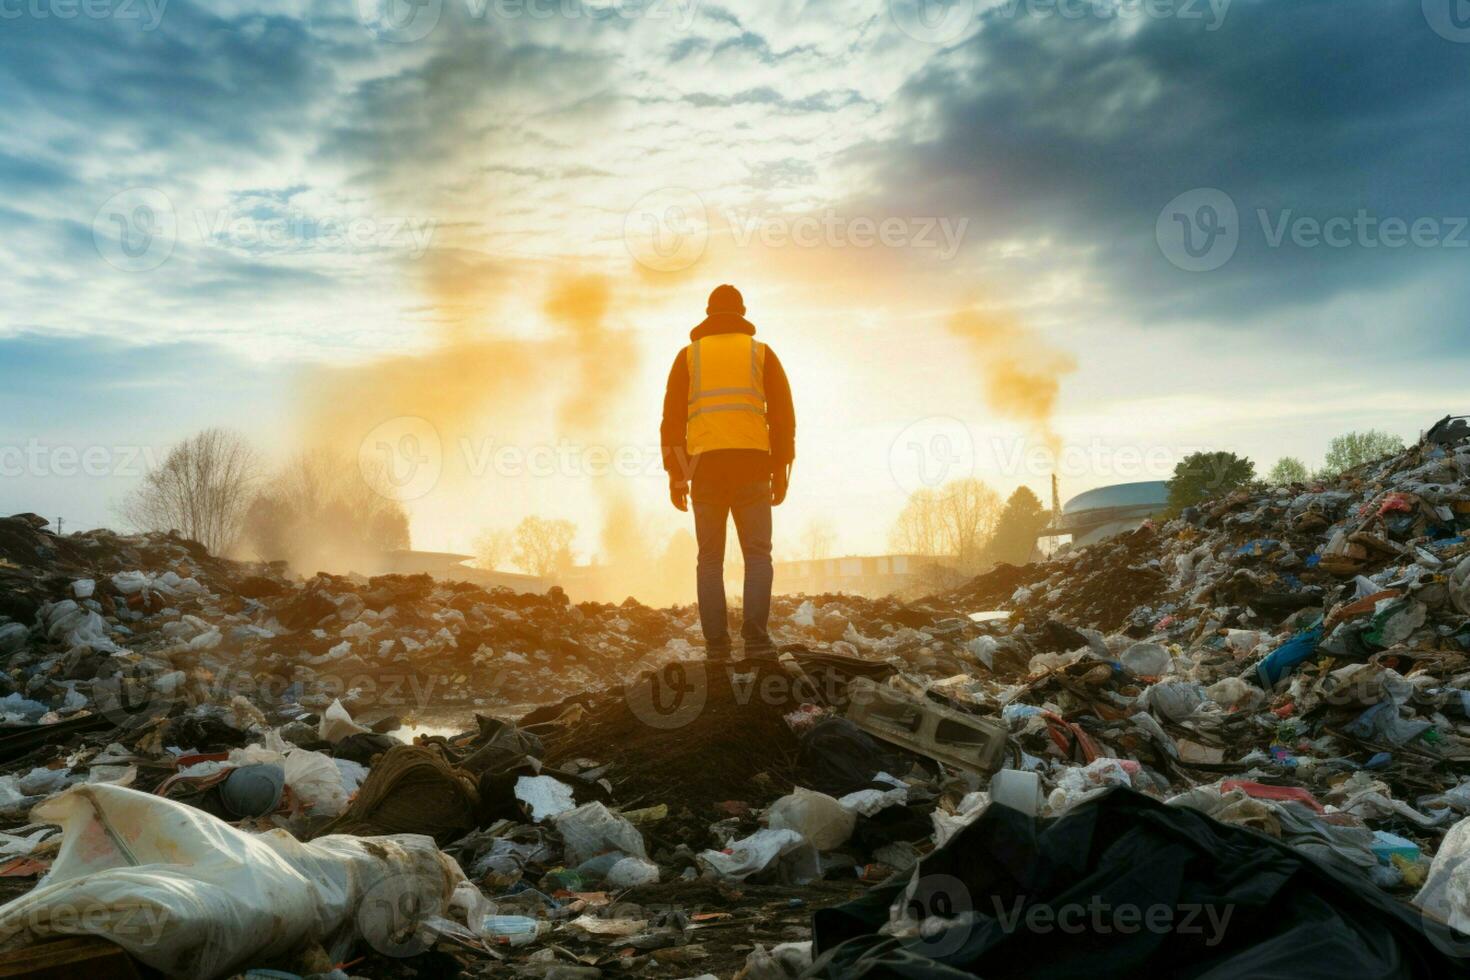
[685,334,770,456]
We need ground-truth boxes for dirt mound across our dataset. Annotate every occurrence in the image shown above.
[951,526,1168,632]
[531,659,803,815]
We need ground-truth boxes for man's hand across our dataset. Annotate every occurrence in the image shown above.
[771,465,789,506]
[670,478,689,512]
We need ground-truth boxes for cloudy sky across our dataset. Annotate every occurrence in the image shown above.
[1,0,1466,559]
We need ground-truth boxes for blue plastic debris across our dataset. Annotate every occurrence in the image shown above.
[1002,703,1045,724]
[1255,619,1325,688]
[1370,830,1420,866]
[1344,700,1433,746]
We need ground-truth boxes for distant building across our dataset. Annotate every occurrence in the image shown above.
[1041,480,1168,548]
[771,553,960,598]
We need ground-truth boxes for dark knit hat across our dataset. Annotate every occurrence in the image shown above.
[706,284,745,315]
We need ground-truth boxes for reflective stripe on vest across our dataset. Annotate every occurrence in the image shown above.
[685,334,771,455]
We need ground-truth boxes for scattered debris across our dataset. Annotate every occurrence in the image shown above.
[0,418,1467,976]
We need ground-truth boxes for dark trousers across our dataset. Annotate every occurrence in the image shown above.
[692,478,773,657]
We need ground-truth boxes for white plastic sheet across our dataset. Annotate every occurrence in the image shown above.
[514,775,576,822]
[317,699,369,744]
[1417,812,1470,931]
[554,802,647,865]
[0,783,463,979]
[697,828,813,881]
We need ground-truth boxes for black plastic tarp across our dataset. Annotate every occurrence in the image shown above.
[811,788,1470,979]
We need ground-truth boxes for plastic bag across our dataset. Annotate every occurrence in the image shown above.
[554,802,646,865]
[318,699,369,744]
[1416,813,1470,930]
[1449,554,1470,615]
[39,600,119,653]
[741,940,815,980]
[1120,642,1171,677]
[605,855,660,887]
[1048,759,1137,814]
[0,783,464,979]
[765,787,855,851]
[229,733,349,819]
[696,828,813,881]
[514,775,576,822]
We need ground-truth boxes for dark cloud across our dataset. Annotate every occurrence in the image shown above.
[854,0,1470,338]
[0,4,329,166]
[317,25,615,198]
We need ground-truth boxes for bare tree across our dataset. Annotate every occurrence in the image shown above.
[121,428,259,555]
[512,516,576,578]
[889,477,1002,575]
[889,487,946,558]
[800,520,836,561]
[241,450,410,572]
[473,527,514,571]
[939,478,1003,572]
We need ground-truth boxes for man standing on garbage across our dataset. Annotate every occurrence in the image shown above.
[661,284,795,661]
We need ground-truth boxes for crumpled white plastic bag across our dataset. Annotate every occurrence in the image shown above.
[0,783,464,979]
[697,828,815,881]
[229,731,350,818]
[318,699,370,744]
[1417,812,1470,931]
[554,802,646,865]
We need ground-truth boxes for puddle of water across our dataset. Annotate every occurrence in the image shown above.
[389,722,465,742]
[388,704,543,743]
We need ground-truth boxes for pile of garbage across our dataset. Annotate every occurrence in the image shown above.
[0,415,1469,977]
